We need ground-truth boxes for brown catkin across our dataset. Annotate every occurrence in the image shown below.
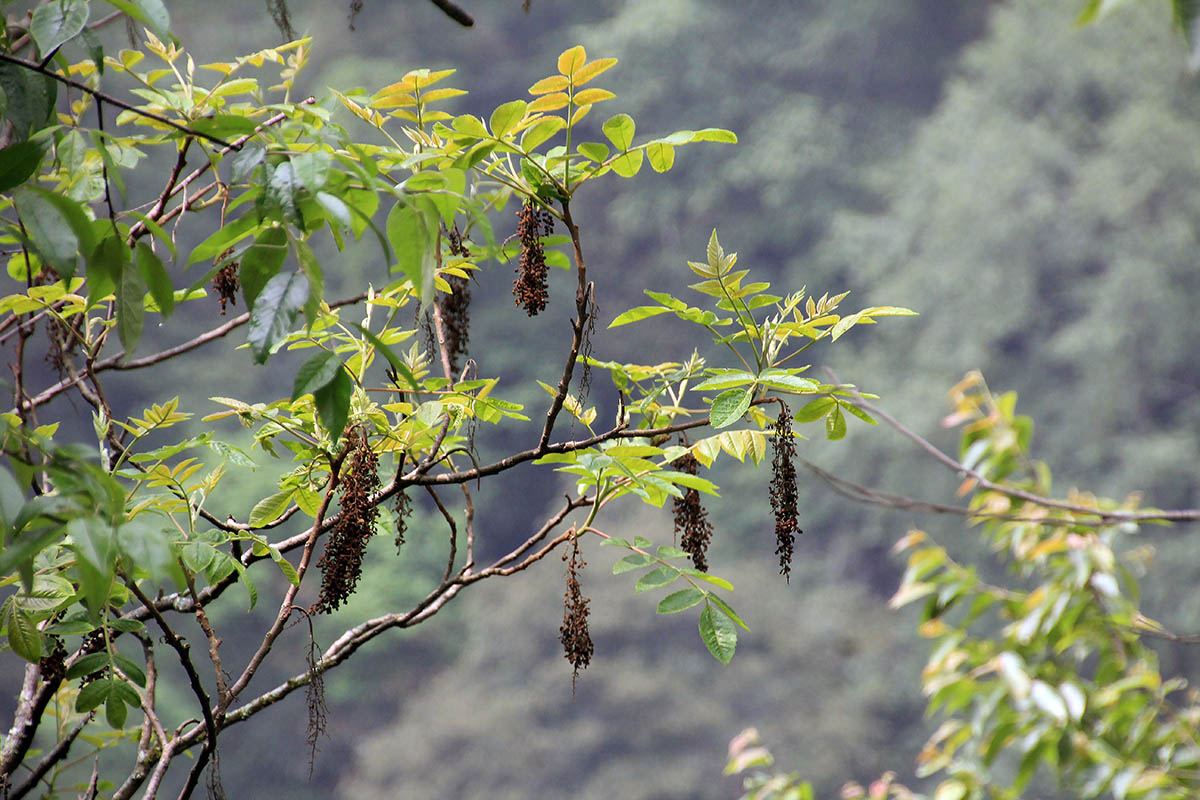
[440,226,472,373]
[312,428,381,613]
[559,534,594,691]
[513,199,554,315]
[212,248,240,315]
[769,404,801,581]
[672,453,714,572]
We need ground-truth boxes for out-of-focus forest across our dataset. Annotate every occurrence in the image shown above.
[6,0,1200,797]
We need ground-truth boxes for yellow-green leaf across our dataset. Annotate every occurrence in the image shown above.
[572,57,617,87]
[528,93,569,113]
[557,45,587,77]
[573,88,614,106]
[528,75,569,95]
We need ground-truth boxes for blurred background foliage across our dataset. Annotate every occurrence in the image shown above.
[6,0,1200,796]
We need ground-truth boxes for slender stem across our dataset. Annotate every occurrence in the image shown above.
[0,52,239,150]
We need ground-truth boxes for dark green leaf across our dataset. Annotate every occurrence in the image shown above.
[612,553,654,574]
[699,605,736,664]
[14,186,94,280]
[134,242,173,317]
[5,602,43,662]
[31,0,89,62]
[386,200,430,297]
[634,566,681,593]
[238,225,288,306]
[0,58,57,140]
[312,367,353,441]
[116,251,147,354]
[292,350,342,399]
[657,588,705,614]
[709,387,752,429]
[75,677,111,713]
[247,271,309,363]
[0,142,44,193]
[105,691,128,729]
[101,0,170,39]
[111,653,147,687]
[66,652,110,681]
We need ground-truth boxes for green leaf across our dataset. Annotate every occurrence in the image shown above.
[65,652,110,681]
[291,151,332,194]
[352,323,420,392]
[239,226,289,307]
[293,351,342,399]
[31,0,89,57]
[105,690,128,729]
[708,593,750,631]
[825,404,847,440]
[116,251,147,354]
[249,490,291,528]
[612,553,655,574]
[709,387,752,429]
[645,141,675,173]
[116,517,183,589]
[634,566,680,593]
[313,367,353,441]
[186,213,260,265]
[681,568,734,591]
[794,396,835,423]
[699,605,736,664]
[13,186,94,280]
[134,242,173,317]
[68,516,114,620]
[602,113,635,150]
[610,150,643,178]
[386,200,430,297]
[247,272,309,363]
[608,305,671,327]
[693,371,756,391]
[577,141,610,162]
[111,652,147,687]
[268,546,300,586]
[691,128,738,144]
[520,117,565,151]
[75,677,112,713]
[0,60,57,140]
[489,100,527,138]
[101,0,170,39]
[0,141,44,192]
[5,601,43,661]
[657,588,705,614]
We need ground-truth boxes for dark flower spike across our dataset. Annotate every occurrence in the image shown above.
[769,403,801,581]
[313,427,381,614]
[673,452,715,572]
[560,532,594,692]
[513,198,554,315]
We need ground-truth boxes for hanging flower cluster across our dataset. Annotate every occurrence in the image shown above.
[769,404,801,581]
[513,198,554,315]
[313,427,381,613]
[559,533,594,690]
[672,452,715,572]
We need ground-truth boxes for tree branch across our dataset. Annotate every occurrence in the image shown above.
[0,52,239,150]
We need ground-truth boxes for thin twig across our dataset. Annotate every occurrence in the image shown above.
[827,369,1200,525]
[0,52,239,150]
